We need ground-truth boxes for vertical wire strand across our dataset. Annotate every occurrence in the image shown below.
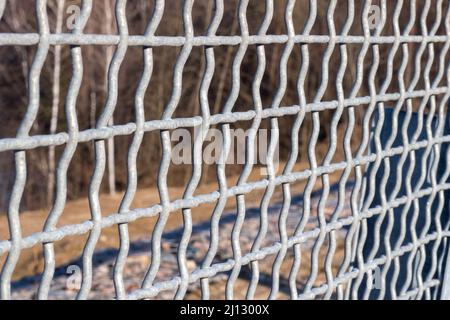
[408,0,445,299]
[373,0,415,300]
[398,0,434,297]
[334,0,373,300]
[0,0,50,300]
[269,0,316,300]
[423,3,450,298]
[288,0,318,300]
[361,0,405,300]
[301,0,338,297]
[350,0,387,300]
[141,0,195,291]
[198,0,225,300]
[112,0,165,300]
[222,0,251,300]
[437,147,450,299]
[389,0,418,299]
[242,0,274,298]
[396,0,432,297]
[37,0,93,300]
[321,0,354,300]
[246,0,292,300]
[174,0,221,300]
[76,0,129,300]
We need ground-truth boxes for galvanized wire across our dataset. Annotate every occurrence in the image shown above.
[0,0,449,300]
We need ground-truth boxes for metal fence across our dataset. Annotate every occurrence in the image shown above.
[0,0,450,300]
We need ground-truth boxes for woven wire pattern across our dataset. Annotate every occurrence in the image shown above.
[0,0,449,300]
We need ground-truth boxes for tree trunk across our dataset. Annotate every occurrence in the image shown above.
[89,81,97,129]
[47,0,65,206]
[105,0,116,195]
[0,0,6,21]
[212,16,238,116]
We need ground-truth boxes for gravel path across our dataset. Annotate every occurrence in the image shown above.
[12,188,351,300]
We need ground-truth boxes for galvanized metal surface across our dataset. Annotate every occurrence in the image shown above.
[0,0,449,300]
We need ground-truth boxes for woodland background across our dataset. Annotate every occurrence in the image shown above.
[0,0,447,212]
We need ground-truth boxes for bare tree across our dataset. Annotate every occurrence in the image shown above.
[0,0,6,21]
[7,1,30,97]
[0,0,440,212]
[105,0,116,196]
[47,0,65,206]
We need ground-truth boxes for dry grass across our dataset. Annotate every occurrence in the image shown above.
[0,161,345,283]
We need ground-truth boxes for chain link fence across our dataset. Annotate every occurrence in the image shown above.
[0,0,450,300]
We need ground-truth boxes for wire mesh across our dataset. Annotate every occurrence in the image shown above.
[0,0,449,300]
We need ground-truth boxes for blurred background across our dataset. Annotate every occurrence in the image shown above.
[0,0,447,212]
[0,0,449,298]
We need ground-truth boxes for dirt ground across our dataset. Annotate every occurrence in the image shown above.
[0,161,346,294]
